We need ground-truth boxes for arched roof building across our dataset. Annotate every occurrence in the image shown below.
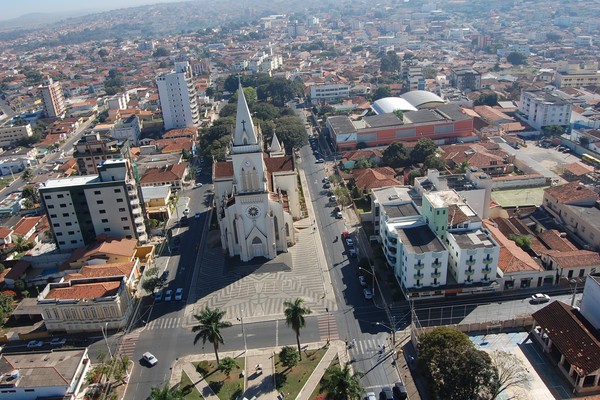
[400,90,446,109]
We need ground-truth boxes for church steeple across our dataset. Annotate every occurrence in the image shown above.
[233,82,258,147]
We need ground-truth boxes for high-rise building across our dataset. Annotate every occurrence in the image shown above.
[156,62,199,131]
[73,133,130,175]
[519,90,572,130]
[40,159,148,252]
[40,76,66,118]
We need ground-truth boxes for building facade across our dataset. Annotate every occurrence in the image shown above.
[156,61,200,131]
[450,67,481,91]
[309,84,350,104]
[40,76,66,118]
[519,90,572,130]
[556,62,600,88]
[73,133,130,175]
[0,123,33,148]
[111,115,142,146]
[40,159,148,252]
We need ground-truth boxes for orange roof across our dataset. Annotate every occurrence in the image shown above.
[12,216,42,237]
[563,162,594,177]
[537,230,578,252]
[65,261,136,281]
[214,161,234,179]
[47,280,121,300]
[0,227,13,238]
[483,220,543,273]
[544,181,597,204]
[69,238,137,263]
[543,250,600,269]
[140,163,187,184]
[352,167,403,191]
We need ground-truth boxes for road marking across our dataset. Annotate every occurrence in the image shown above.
[275,320,279,347]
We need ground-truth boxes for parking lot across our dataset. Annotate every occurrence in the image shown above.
[520,141,581,175]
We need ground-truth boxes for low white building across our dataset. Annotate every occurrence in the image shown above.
[111,115,141,146]
[310,83,350,104]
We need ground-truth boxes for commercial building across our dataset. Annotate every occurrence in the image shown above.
[519,90,572,130]
[327,104,473,152]
[73,133,130,175]
[450,67,481,91]
[111,115,142,146]
[0,123,33,148]
[309,83,350,104]
[39,76,66,118]
[156,61,200,131]
[0,349,90,400]
[556,61,600,88]
[39,159,148,252]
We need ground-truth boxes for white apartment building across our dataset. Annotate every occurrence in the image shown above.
[156,61,200,131]
[0,123,33,148]
[309,83,350,104]
[555,61,600,88]
[40,159,148,252]
[40,76,66,118]
[422,190,499,287]
[111,115,141,146]
[519,90,572,130]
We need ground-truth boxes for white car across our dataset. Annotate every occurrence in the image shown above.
[366,392,377,400]
[358,275,367,287]
[363,288,373,300]
[345,238,354,247]
[316,158,325,163]
[183,208,190,215]
[194,183,203,188]
[142,352,158,366]
[165,290,173,302]
[175,288,183,301]
[27,340,43,348]
[49,338,66,346]
[531,293,551,304]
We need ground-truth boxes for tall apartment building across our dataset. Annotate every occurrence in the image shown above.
[40,76,66,118]
[73,133,130,175]
[40,159,148,252]
[555,61,600,88]
[156,62,200,131]
[0,123,33,148]
[519,90,572,130]
[450,67,481,91]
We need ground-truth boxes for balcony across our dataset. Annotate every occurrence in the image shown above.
[465,269,475,276]
[481,267,493,274]
[414,263,425,270]
[431,282,440,287]
[481,277,491,283]
[387,246,397,254]
[483,258,493,265]
[431,272,441,279]
[466,259,476,266]
[414,273,424,280]
[432,261,442,268]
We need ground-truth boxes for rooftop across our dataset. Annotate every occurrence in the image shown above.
[42,175,98,188]
[450,229,496,249]
[45,279,122,300]
[544,181,597,204]
[396,224,445,254]
[371,186,414,204]
[383,202,420,219]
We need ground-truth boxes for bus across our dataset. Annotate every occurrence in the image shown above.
[582,153,600,166]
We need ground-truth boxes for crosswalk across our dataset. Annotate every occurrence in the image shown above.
[317,315,339,341]
[118,332,140,358]
[349,336,392,357]
[146,317,182,330]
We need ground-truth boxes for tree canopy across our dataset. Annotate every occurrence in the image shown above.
[506,52,527,65]
[382,142,408,168]
[474,92,499,107]
[380,50,401,73]
[410,138,438,164]
[372,86,391,101]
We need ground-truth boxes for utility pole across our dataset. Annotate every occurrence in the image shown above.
[237,309,247,353]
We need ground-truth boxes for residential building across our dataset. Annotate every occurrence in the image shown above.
[39,159,148,252]
[0,123,33,148]
[450,67,481,91]
[66,237,139,269]
[64,259,141,293]
[0,349,90,400]
[556,62,600,88]
[519,90,572,130]
[73,133,130,175]
[39,76,66,118]
[111,115,142,146]
[156,61,200,130]
[543,181,600,250]
[213,85,299,261]
[141,185,172,221]
[309,83,350,104]
[327,104,473,152]
[140,163,188,190]
[38,276,134,333]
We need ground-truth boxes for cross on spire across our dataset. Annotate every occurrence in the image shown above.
[241,119,246,131]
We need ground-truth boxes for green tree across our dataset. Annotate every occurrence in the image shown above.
[273,115,308,152]
[283,298,312,360]
[141,267,162,294]
[372,86,391,101]
[410,138,438,164]
[333,186,352,207]
[393,110,404,120]
[509,234,531,251]
[456,160,470,173]
[382,142,408,168]
[424,154,446,171]
[380,51,401,73]
[98,49,109,58]
[506,52,527,65]
[253,103,281,121]
[192,307,232,364]
[21,168,32,182]
[219,357,238,377]
[474,92,499,106]
[22,199,34,209]
[544,125,565,136]
[152,47,170,57]
[320,363,364,400]
[147,382,184,400]
[13,279,26,293]
[354,158,373,169]
[13,235,29,252]
[0,264,5,274]
[22,186,37,202]
[219,103,237,118]
[279,346,300,369]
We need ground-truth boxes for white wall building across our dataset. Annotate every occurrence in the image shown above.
[111,115,141,146]
[156,61,200,131]
[40,76,66,118]
[519,90,572,130]
[39,159,148,252]
[0,124,33,148]
[309,84,350,104]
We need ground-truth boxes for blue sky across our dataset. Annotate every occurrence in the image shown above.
[1,0,182,21]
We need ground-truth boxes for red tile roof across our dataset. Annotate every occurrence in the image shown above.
[0,227,13,239]
[263,155,295,174]
[544,181,597,204]
[564,162,594,177]
[69,238,137,264]
[533,301,600,376]
[352,167,403,191]
[214,161,234,179]
[12,216,42,237]
[47,280,121,300]
[483,220,543,273]
[342,149,384,162]
[140,163,187,184]
[543,250,600,269]
[65,261,136,281]
[537,230,578,252]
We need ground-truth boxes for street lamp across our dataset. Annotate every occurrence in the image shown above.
[237,309,247,353]
[325,307,330,344]
[570,278,584,307]
[101,322,113,360]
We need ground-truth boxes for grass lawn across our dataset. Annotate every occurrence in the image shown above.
[275,348,327,399]
[309,356,340,400]
[180,371,203,400]
[193,358,245,400]
[353,197,371,214]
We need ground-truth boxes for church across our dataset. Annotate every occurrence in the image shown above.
[212,84,300,262]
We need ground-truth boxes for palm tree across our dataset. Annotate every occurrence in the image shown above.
[147,383,184,400]
[192,307,232,364]
[283,298,312,360]
[320,364,364,400]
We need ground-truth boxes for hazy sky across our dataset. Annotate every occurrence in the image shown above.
[1,0,183,21]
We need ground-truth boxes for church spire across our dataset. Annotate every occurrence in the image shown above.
[233,82,258,146]
[270,132,282,152]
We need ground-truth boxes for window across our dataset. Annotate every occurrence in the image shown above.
[71,240,77,244]
[97,200,104,204]
[50,214,57,218]
[57,194,64,198]
[121,217,128,221]
[119,208,126,212]
[56,232,63,236]
[114,188,121,193]
[124,226,130,230]
[53,223,59,227]
[104,228,111,232]
[48,204,55,209]
[99,210,106,214]
[59,241,66,245]
[62,213,69,217]
[94,191,101,195]
[60,203,66,207]
[66,222,72,226]
[44,195,51,200]
[116,198,124,203]
[101,219,108,223]
[68,231,74,235]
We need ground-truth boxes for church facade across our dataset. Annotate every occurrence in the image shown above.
[212,84,300,262]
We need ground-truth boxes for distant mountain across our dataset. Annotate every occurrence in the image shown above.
[0,10,99,30]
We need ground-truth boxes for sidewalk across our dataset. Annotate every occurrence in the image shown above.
[296,341,349,400]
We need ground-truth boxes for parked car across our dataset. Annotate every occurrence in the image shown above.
[154,291,163,301]
[160,270,169,282]
[175,288,183,301]
[350,248,359,258]
[336,211,343,219]
[165,290,173,302]
[345,238,354,247]
[142,352,158,366]
[316,158,324,163]
[363,288,373,300]
[194,183,203,188]
[366,393,377,400]
[393,382,408,400]
[27,340,43,348]
[195,212,201,219]
[379,386,393,400]
[183,208,190,215]
[50,338,67,346]
[531,293,551,303]
[358,275,367,287]
[323,182,331,189]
